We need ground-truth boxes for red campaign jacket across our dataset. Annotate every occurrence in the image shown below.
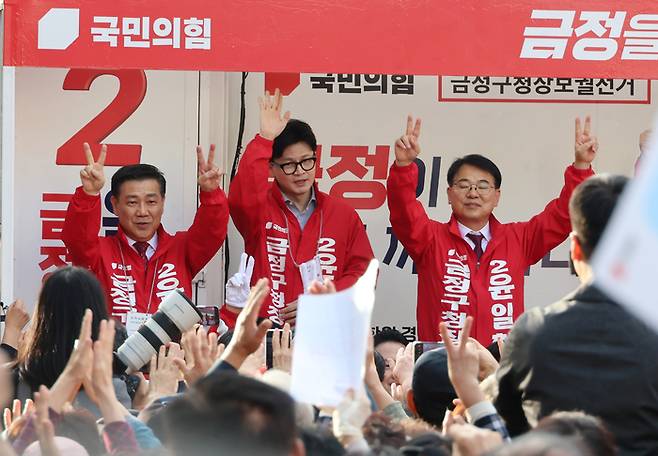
[62,186,229,321]
[229,134,375,325]
[386,162,593,344]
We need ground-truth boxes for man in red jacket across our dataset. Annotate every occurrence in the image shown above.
[62,143,229,323]
[386,116,597,344]
[229,89,374,326]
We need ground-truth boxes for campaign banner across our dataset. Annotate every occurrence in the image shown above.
[6,1,658,78]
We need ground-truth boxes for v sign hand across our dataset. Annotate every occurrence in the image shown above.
[80,142,106,196]
[197,144,224,192]
[574,116,598,169]
[394,115,422,167]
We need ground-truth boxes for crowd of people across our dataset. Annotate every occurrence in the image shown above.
[0,88,656,455]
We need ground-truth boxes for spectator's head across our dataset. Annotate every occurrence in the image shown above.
[163,371,303,456]
[23,437,90,456]
[489,431,592,456]
[535,411,616,456]
[569,174,628,279]
[56,409,104,456]
[21,266,108,390]
[110,164,166,242]
[299,426,345,456]
[400,432,451,456]
[446,154,502,230]
[408,348,456,428]
[374,328,408,390]
[363,412,406,451]
[270,119,318,200]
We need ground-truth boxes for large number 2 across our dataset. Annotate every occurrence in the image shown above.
[57,69,147,166]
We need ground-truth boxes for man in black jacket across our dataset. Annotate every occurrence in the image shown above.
[495,174,658,456]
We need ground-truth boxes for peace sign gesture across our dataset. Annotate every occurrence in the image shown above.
[574,116,598,169]
[80,142,106,195]
[394,115,422,167]
[259,88,291,141]
[197,144,224,192]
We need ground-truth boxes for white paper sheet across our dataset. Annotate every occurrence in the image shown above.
[290,259,378,406]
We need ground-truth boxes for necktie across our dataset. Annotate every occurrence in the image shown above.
[466,233,484,261]
[134,241,149,261]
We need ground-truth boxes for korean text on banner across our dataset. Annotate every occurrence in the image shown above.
[290,260,378,407]
[592,116,658,334]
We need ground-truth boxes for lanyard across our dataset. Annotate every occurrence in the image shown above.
[117,238,159,315]
[279,206,323,269]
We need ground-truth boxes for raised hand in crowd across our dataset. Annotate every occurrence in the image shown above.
[259,88,291,141]
[574,116,598,169]
[219,278,273,371]
[145,343,184,403]
[332,388,371,450]
[1,299,30,351]
[80,142,106,196]
[196,144,224,192]
[3,398,33,433]
[32,386,60,456]
[439,316,485,410]
[364,333,396,411]
[390,343,414,404]
[468,337,499,381]
[271,323,293,374]
[174,326,224,386]
[394,115,422,167]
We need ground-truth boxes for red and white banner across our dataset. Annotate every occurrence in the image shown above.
[5,0,658,78]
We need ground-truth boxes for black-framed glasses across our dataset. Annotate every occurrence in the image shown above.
[271,157,317,175]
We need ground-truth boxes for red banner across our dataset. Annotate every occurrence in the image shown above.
[5,0,658,78]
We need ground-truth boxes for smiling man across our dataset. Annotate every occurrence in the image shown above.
[62,142,229,322]
[229,89,374,326]
[386,116,597,344]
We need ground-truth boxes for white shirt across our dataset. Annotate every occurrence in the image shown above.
[458,221,491,253]
[126,233,158,260]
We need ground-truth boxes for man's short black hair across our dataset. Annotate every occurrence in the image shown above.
[111,164,166,198]
[272,119,317,161]
[447,154,502,189]
[569,174,627,260]
[373,328,409,348]
[163,371,297,456]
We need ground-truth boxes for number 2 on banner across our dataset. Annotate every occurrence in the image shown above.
[57,69,147,166]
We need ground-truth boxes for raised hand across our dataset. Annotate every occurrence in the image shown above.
[80,142,106,195]
[271,323,293,374]
[2,299,30,350]
[33,386,60,456]
[574,116,598,169]
[225,253,256,308]
[197,144,224,192]
[174,327,223,386]
[259,88,291,141]
[3,398,34,432]
[394,115,422,167]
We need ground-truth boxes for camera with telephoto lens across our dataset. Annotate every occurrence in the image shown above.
[113,289,202,374]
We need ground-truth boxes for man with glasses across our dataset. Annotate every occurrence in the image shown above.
[386,116,597,344]
[229,89,374,326]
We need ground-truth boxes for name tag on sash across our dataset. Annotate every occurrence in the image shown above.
[126,312,151,336]
[299,256,324,293]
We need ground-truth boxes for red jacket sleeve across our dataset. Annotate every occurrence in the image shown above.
[228,135,273,243]
[519,164,594,266]
[333,211,375,291]
[184,187,230,275]
[386,162,435,262]
[62,186,102,269]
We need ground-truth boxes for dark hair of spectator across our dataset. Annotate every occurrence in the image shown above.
[535,411,617,456]
[272,119,317,161]
[20,266,109,391]
[111,164,166,197]
[447,154,502,188]
[374,328,409,348]
[57,409,105,456]
[363,412,406,450]
[569,174,627,260]
[300,426,346,456]
[374,350,386,382]
[164,371,297,456]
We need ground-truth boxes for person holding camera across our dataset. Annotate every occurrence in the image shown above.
[62,143,229,323]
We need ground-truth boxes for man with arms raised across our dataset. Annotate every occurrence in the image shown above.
[229,89,374,326]
[386,116,596,344]
[63,143,229,322]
